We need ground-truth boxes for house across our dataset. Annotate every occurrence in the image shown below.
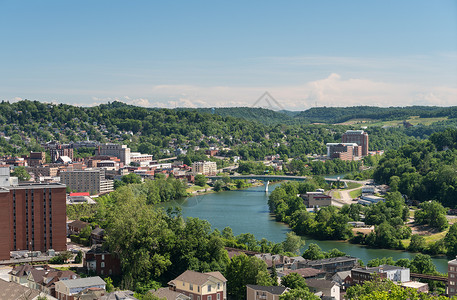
[90,226,105,245]
[449,257,457,296]
[68,220,90,235]
[351,265,410,285]
[101,290,138,300]
[400,281,429,293]
[254,254,293,271]
[0,278,44,300]
[246,284,288,300]
[84,245,121,276]
[332,271,351,291]
[151,287,191,300]
[306,279,340,300]
[9,263,33,285]
[54,276,106,300]
[358,195,385,206]
[168,270,227,300]
[39,270,80,297]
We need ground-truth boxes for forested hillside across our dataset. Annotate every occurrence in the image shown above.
[0,100,455,161]
[373,129,457,207]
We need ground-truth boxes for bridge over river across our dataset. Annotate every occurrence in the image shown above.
[207,174,348,192]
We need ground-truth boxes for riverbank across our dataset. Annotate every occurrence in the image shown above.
[158,182,449,273]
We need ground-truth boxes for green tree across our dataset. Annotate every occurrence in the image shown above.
[213,180,224,192]
[105,277,114,292]
[410,253,437,275]
[282,232,305,255]
[302,244,324,260]
[225,254,273,300]
[445,223,457,257]
[407,234,426,252]
[414,201,449,231]
[280,272,307,290]
[279,289,319,300]
[74,251,83,264]
[11,166,31,181]
[195,174,207,187]
[122,173,143,184]
[105,187,173,289]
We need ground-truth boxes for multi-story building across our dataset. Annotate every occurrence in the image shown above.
[48,144,74,163]
[98,143,131,166]
[302,191,333,208]
[84,245,121,276]
[169,270,227,300]
[326,143,362,161]
[27,152,46,167]
[448,258,457,296]
[192,161,217,176]
[351,265,410,285]
[0,167,67,260]
[60,168,113,194]
[342,130,369,157]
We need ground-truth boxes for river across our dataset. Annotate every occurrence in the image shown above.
[159,183,449,273]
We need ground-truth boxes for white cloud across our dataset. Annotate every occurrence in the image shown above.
[83,73,457,110]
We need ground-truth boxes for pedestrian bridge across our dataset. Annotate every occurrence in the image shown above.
[207,174,347,192]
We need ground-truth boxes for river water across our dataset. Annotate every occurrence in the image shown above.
[159,183,448,273]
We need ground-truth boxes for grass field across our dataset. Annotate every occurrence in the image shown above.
[333,191,341,199]
[346,182,363,189]
[349,189,362,198]
[335,116,448,127]
[402,228,448,248]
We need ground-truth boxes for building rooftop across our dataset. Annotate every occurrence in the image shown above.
[246,284,288,295]
[58,276,106,289]
[306,279,337,289]
[169,270,226,286]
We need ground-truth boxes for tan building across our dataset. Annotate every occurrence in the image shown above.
[192,161,217,176]
[246,285,288,300]
[449,258,457,296]
[98,143,131,166]
[169,270,227,300]
[303,191,333,208]
[60,168,113,194]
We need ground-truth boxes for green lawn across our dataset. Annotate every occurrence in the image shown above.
[349,189,362,198]
[346,182,363,189]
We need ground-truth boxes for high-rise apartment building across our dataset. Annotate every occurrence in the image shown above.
[342,130,369,157]
[60,168,114,194]
[449,258,457,296]
[0,168,66,260]
[98,144,131,166]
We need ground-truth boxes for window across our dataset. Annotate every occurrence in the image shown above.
[217,282,220,289]
[217,294,220,300]
[208,285,212,292]
[190,284,193,290]
[452,267,456,271]
[102,254,105,260]
[452,274,455,278]
[101,262,105,268]
[451,281,455,286]
[208,296,212,300]
[198,286,200,292]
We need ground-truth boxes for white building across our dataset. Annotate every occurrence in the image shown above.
[55,276,106,300]
[192,161,217,176]
[98,143,131,166]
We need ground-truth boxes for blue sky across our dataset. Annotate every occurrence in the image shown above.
[1,1,456,110]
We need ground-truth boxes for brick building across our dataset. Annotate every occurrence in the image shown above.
[342,130,369,157]
[326,143,362,161]
[0,168,67,260]
[84,246,121,276]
